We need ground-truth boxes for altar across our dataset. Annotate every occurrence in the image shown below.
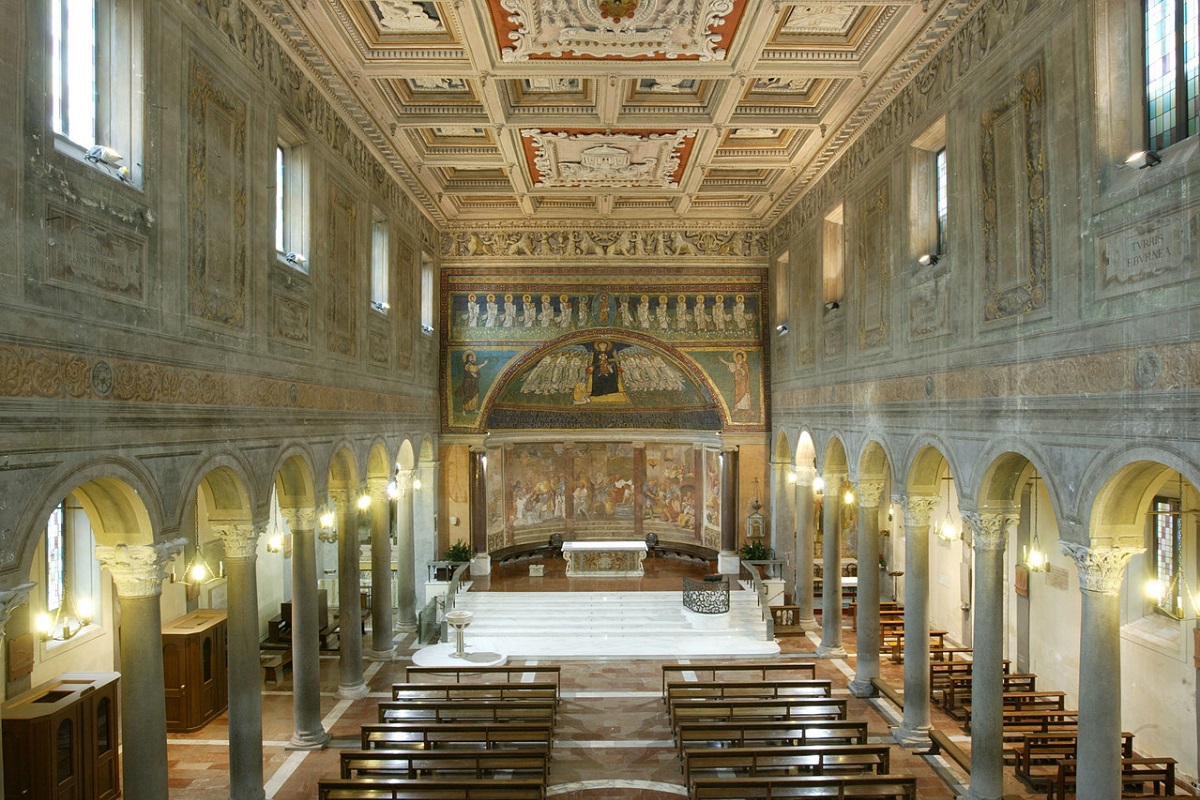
[561,540,648,578]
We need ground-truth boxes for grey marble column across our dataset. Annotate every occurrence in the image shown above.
[850,481,885,697]
[395,467,417,631]
[816,473,846,658]
[964,510,1014,800]
[367,478,396,661]
[212,524,267,800]
[794,467,819,630]
[1065,542,1141,800]
[338,491,368,698]
[895,494,938,749]
[469,447,488,554]
[721,446,740,553]
[95,539,185,800]
[770,459,797,599]
[0,582,34,800]
[281,507,329,749]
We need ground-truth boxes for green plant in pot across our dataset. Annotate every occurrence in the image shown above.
[738,540,771,561]
[443,540,473,563]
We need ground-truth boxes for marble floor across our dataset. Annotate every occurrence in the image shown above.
[163,556,1052,799]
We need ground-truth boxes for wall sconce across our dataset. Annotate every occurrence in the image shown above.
[1024,470,1048,572]
[36,595,93,642]
[284,251,308,266]
[1125,150,1161,169]
[843,486,855,505]
[812,475,825,496]
[387,479,400,500]
[786,470,797,485]
[372,301,390,312]
[824,301,840,311]
[413,478,422,491]
[917,253,940,267]
[266,532,284,553]
[776,324,788,336]
[85,145,129,181]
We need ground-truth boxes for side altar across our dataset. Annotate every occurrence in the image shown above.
[561,540,648,578]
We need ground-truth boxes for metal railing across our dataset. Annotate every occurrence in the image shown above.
[682,575,731,613]
[739,560,776,641]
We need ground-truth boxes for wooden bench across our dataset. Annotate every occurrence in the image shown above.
[359,723,553,757]
[378,699,556,727]
[260,650,292,684]
[929,658,1010,699]
[339,748,548,783]
[677,720,869,759]
[667,679,833,706]
[885,628,949,663]
[963,692,1067,731]
[848,604,903,631]
[317,777,546,800]
[391,682,559,711]
[871,677,903,711]
[941,673,1037,718]
[1049,756,1177,800]
[927,729,970,776]
[404,665,561,697]
[690,774,917,799]
[661,662,817,700]
[990,708,1080,740]
[1011,731,1134,787]
[685,744,892,787]
[670,697,848,732]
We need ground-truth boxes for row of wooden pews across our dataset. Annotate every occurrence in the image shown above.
[663,660,918,799]
[318,665,561,800]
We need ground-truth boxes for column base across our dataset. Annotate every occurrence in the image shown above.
[287,729,330,750]
[815,644,847,658]
[848,678,877,697]
[965,787,1001,800]
[338,681,370,700]
[717,551,740,575]
[800,616,819,631]
[229,787,267,800]
[366,647,397,661]
[894,723,933,750]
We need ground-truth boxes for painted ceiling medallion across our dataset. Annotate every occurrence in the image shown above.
[373,0,444,32]
[499,0,735,61]
[523,130,696,188]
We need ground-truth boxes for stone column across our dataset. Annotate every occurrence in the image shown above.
[1064,542,1141,800]
[95,539,185,800]
[469,447,488,555]
[963,510,1014,800]
[0,582,34,799]
[850,481,885,697]
[212,523,267,800]
[794,466,819,630]
[280,507,328,749]
[895,493,938,748]
[366,478,396,661]
[719,446,740,572]
[338,491,368,698]
[816,473,846,657]
[395,467,417,631]
[770,459,797,598]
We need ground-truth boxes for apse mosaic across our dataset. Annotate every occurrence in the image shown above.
[441,267,769,433]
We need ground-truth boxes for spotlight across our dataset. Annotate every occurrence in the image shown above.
[1125,150,1161,169]
[776,323,788,336]
[372,301,390,311]
[824,301,840,311]
[284,252,307,266]
[917,253,940,267]
[85,145,124,167]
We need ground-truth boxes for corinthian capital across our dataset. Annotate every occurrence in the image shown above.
[211,523,260,560]
[963,510,1014,551]
[894,494,939,529]
[855,481,885,509]
[793,466,817,487]
[1061,542,1143,595]
[0,582,35,634]
[280,506,317,531]
[95,538,186,598]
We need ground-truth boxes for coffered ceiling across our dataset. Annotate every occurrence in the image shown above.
[264,0,970,227]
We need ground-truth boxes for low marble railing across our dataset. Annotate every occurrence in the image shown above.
[682,575,731,614]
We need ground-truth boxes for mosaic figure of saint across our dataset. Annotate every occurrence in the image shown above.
[718,349,752,412]
[455,350,489,413]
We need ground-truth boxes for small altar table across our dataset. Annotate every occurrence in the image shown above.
[561,540,648,578]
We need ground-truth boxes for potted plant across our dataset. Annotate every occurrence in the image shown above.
[443,540,472,563]
[738,540,772,562]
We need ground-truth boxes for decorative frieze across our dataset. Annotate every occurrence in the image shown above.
[439,227,767,260]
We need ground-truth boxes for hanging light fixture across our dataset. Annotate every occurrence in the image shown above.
[813,475,825,496]
[36,592,93,642]
[172,513,217,584]
[1024,470,1048,573]
[317,500,338,544]
[938,474,959,542]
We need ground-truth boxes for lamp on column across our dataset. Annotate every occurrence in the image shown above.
[36,592,93,642]
[1024,470,1049,573]
[317,501,338,544]
[937,474,960,542]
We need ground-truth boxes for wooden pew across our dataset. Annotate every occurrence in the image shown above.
[661,662,817,701]
[993,709,1080,740]
[963,691,1067,731]
[378,699,556,727]
[684,743,892,787]
[929,659,1010,700]
[1011,731,1134,787]
[690,774,918,799]
[941,673,1037,718]
[317,777,545,800]
[359,723,553,757]
[670,697,848,732]
[338,748,548,783]
[260,650,291,684]
[677,719,869,759]
[404,665,561,697]
[1049,756,1177,800]
[391,682,558,710]
[666,679,833,706]
[885,628,949,663]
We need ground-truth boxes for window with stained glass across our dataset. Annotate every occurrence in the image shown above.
[46,502,65,613]
[1151,495,1182,616]
[1145,0,1199,150]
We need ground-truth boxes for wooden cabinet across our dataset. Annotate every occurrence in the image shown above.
[2,671,120,800]
[162,609,228,732]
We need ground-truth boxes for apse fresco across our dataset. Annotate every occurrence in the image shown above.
[703,449,721,544]
[642,443,702,541]
[440,267,768,433]
[568,443,635,522]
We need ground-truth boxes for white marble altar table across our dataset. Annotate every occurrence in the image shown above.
[561,540,648,578]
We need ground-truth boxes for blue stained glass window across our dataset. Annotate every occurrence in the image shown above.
[1151,496,1182,616]
[1145,0,1199,149]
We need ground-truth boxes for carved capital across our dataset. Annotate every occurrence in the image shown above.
[1061,542,1143,595]
[280,506,318,532]
[95,539,186,598]
[367,476,391,502]
[963,511,1013,551]
[211,523,260,560]
[855,480,885,509]
[895,494,939,530]
[793,466,817,487]
[0,583,35,634]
